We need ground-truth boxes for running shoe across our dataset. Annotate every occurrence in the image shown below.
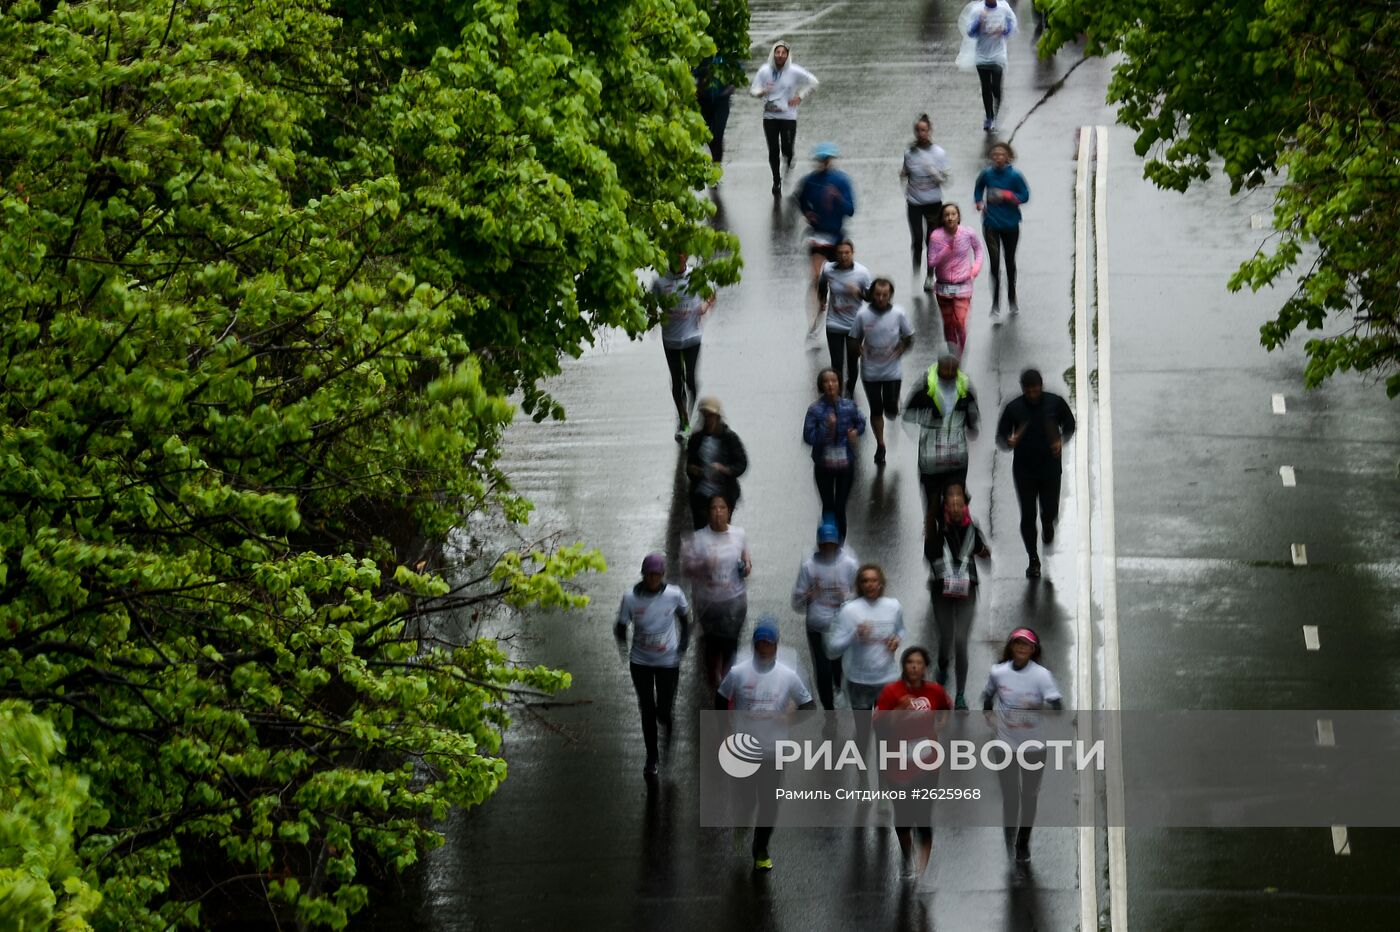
[954,693,968,711]
[1009,301,1020,317]
[984,118,996,132]
[1042,523,1054,545]
[754,855,774,872]
[1026,558,1041,579]
[935,666,948,687]
[771,180,781,197]
[643,758,659,780]
[990,303,1001,319]
[874,444,887,466]
[674,418,690,443]
[1015,841,1031,863]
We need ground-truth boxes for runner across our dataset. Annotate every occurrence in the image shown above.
[790,518,860,711]
[653,253,715,441]
[816,240,872,395]
[796,143,856,302]
[749,41,819,197]
[685,396,749,530]
[682,495,751,690]
[695,54,737,168]
[923,483,990,709]
[902,347,980,526]
[995,369,1075,579]
[901,114,950,270]
[981,627,1063,863]
[849,279,914,466]
[802,368,866,542]
[614,553,690,780]
[717,617,817,872]
[974,142,1030,317]
[825,563,904,753]
[963,0,1017,132]
[924,203,983,357]
[874,646,952,878]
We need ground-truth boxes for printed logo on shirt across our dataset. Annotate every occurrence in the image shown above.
[717,733,764,779]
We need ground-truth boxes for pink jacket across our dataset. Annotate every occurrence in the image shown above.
[926,225,983,296]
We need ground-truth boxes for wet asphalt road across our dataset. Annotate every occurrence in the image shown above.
[359,0,1400,929]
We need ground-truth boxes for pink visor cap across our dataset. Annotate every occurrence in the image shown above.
[1008,628,1039,645]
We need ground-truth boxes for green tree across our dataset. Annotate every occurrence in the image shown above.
[1043,0,1400,395]
[0,0,738,927]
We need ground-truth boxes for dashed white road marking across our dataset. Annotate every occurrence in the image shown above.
[1279,465,1296,487]
[1331,826,1351,856]
[1291,543,1308,566]
[1303,625,1321,651]
[1316,719,1335,747]
[1272,393,1287,414]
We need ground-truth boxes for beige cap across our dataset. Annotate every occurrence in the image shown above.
[697,396,723,416]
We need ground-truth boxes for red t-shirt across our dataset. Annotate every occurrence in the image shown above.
[874,680,952,783]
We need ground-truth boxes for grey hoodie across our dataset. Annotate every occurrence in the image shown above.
[749,41,818,121]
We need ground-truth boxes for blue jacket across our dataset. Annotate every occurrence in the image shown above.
[797,169,856,237]
[973,165,1029,230]
[803,395,867,465]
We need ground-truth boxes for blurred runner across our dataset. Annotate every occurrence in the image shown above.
[802,368,866,541]
[974,142,1030,317]
[923,483,990,709]
[816,240,872,393]
[717,617,817,872]
[923,203,983,356]
[963,0,1017,132]
[849,279,914,466]
[797,143,856,306]
[685,396,748,529]
[826,563,905,753]
[749,41,819,196]
[995,369,1075,579]
[652,253,715,441]
[875,646,952,878]
[981,627,1063,863]
[614,553,690,780]
[683,495,752,690]
[790,518,860,711]
[902,347,980,528]
[901,114,950,270]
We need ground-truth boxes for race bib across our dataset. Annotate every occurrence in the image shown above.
[941,575,971,599]
[935,282,962,297]
[821,444,851,470]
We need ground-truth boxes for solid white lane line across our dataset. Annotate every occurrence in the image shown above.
[1331,826,1352,856]
[1272,393,1287,414]
[1279,465,1296,487]
[1316,719,1336,747]
[1073,124,1099,932]
[1095,123,1129,932]
[1291,543,1308,566]
[1303,625,1321,651]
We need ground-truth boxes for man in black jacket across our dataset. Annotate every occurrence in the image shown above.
[686,396,749,529]
[995,369,1075,578]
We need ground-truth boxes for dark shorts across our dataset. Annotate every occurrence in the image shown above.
[863,380,902,420]
[808,241,839,260]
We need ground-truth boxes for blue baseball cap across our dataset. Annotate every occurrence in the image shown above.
[817,519,840,544]
[753,616,780,645]
[812,141,839,161]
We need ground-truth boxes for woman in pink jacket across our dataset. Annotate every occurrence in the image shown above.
[925,203,983,357]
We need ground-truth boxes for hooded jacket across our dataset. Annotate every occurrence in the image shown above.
[902,363,980,474]
[749,42,818,121]
[686,420,748,505]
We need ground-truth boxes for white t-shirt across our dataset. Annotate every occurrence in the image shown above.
[824,596,905,685]
[850,305,914,382]
[903,144,950,205]
[719,658,814,750]
[980,660,1063,748]
[790,547,859,633]
[683,526,749,605]
[653,270,705,349]
[819,261,873,334]
[616,583,689,668]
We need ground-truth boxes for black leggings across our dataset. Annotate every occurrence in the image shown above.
[906,201,943,266]
[629,663,679,763]
[813,465,855,542]
[826,330,859,396]
[664,344,701,417]
[862,380,902,421]
[976,65,1004,120]
[984,225,1020,306]
[699,95,731,163]
[997,745,1047,830]
[806,630,844,711]
[932,590,976,696]
[1014,472,1061,558]
[763,119,798,182]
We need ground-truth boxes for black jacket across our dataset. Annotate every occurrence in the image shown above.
[686,423,748,505]
[995,392,1075,479]
[924,520,989,586]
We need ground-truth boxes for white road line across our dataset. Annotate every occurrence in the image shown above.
[1072,125,1099,932]
[1316,719,1336,747]
[1279,465,1297,487]
[1303,625,1321,651]
[750,2,849,49]
[1291,543,1308,566]
[1331,825,1352,856]
[1272,393,1287,414]
[1095,123,1130,932]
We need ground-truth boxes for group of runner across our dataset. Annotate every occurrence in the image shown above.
[620,0,1069,877]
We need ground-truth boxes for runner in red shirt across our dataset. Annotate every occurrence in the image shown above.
[874,646,951,879]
